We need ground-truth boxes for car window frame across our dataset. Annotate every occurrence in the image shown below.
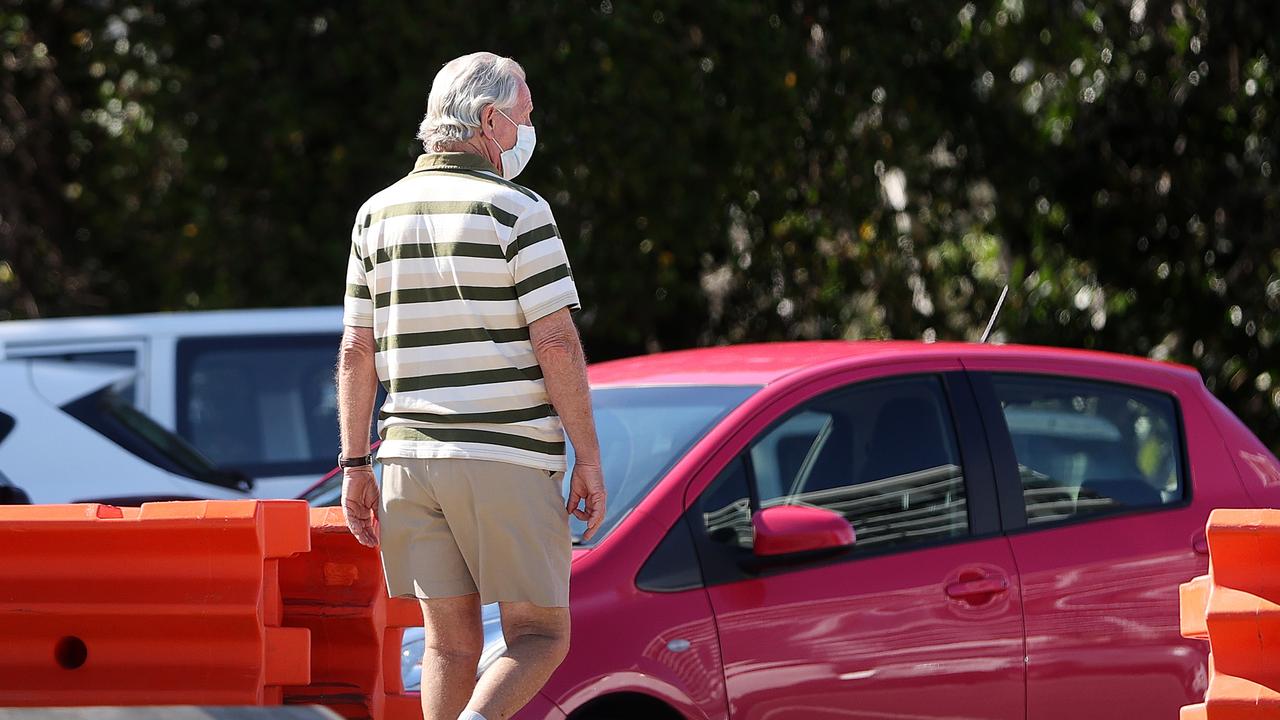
[175,333,344,478]
[967,370,1194,536]
[683,370,1003,587]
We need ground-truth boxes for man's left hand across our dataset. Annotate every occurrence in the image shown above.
[342,467,381,547]
[567,460,607,541]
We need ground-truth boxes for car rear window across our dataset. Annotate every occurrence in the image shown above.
[991,374,1187,526]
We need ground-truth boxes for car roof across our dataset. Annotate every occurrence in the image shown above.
[0,306,343,345]
[585,340,1200,387]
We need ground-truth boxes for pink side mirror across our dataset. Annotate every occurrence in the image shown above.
[752,505,856,558]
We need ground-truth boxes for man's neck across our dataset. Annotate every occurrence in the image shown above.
[437,138,499,173]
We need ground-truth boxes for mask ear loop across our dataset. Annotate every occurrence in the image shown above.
[485,106,519,161]
[495,107,519,129]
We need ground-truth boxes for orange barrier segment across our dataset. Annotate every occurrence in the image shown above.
[1179,574,1210,641]
[1203,509,1280,691]
[1181,671,1280,720]
[1179,508,1280,719]
[279,507,423,720]
[0,500,312,707]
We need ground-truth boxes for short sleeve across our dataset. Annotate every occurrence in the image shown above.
[506,199,581,323]
[343,211,374,328]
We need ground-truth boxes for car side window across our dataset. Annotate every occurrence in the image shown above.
[700,375,970,554]
[991,374,1186,526]
[698,456,754,550]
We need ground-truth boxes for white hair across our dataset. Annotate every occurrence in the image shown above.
[417,52,526,152]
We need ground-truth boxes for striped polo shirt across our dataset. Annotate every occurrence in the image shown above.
[343,152,581,471]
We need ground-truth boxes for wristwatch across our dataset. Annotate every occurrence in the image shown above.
[338,453,373,468]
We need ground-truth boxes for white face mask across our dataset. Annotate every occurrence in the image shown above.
[489,107,536,180]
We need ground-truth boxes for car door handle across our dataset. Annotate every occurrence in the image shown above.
[945,577,1009,599]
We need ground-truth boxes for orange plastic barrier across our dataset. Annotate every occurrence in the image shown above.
[279,508,423,720]
[0,501,312,707]
[1179,508,1280,719]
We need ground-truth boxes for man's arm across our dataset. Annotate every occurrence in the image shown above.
[338,324,378,456]
[529,307,607,539]
[337,324,380,547]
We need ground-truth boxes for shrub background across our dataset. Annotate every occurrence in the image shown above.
[2,1,1278,450]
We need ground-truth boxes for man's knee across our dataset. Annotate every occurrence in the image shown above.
[423,621,484,667]
[420,595,484,664]
[424,638,483,668]
[500,604,571,661]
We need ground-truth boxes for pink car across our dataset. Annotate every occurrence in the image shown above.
[305,341,1280,719]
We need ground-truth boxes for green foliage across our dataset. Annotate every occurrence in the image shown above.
[1,0,1277,450]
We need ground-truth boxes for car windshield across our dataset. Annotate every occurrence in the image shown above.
[303,385,759,543]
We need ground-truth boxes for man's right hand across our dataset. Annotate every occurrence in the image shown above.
[342,467,381,548]
[567,461,607,541]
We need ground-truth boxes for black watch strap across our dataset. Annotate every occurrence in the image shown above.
[338,453,373,468]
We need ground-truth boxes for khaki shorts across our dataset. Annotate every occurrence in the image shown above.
[378,458,571,607]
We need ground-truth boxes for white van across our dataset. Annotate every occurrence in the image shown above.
[0,307,365,498]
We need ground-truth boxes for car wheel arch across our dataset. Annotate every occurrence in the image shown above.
[566,691,688,720]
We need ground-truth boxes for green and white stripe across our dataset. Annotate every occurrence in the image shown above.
[344,152,580,471]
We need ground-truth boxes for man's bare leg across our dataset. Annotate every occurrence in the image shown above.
[464,601,570,720]
[419,593,483,720]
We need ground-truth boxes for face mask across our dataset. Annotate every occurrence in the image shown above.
[489,107,536,180]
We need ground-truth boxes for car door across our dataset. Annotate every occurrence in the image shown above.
[966,366,1249,720]
[686,365,1025,719]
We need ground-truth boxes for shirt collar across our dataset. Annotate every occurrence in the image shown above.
[411,152,496,174]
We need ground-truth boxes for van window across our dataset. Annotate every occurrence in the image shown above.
[177,335,345,478]
[6,350,140,405]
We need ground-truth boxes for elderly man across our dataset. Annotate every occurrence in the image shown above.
[336,52,605,720]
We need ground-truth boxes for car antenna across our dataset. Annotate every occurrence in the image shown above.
[979,284,1009,344]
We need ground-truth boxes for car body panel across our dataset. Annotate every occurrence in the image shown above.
[666,357,1026,719]
[0,361,244,504]
[517,692,567,720]
[586,340,1202,389]
[959,352,1248,720]
[710,537,1025,719]
[28,362,138,406]
[547,533,726,719]
[1200,390,1280,508]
